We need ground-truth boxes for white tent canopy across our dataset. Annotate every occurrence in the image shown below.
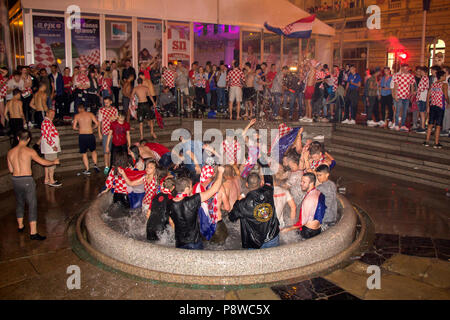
[21,0,334,36]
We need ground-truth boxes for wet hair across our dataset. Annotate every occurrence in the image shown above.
[114,151,132,168]
[176,177,192,193]
[17,130,32,141]
[247,172,261,189]
[436,70,446,80]
[13,70,21,77]
[162,177,176,194]
[309,142,323,155]
[137,78,143,84]
[139,139,148,145]
[224,165,234,178]
[77,104,85,110]
[303,172,316,186]
[12,88,21,96]
[129,145,140,160]
[117,110,126,118]
[316,164,330,173]
[285,149,300,163]
[282,66,289,71]
[104,96,112,102]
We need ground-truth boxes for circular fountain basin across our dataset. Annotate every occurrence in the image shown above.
[77,193,363,285]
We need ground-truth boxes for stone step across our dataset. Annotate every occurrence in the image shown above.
[331,134,450,163]
[333,154,450,190]
[329,143,450,174]
[330,145,450,181]
[335,124,450,147]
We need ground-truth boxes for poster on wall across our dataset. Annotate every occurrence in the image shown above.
[167,24,190,68]
[33,16,65,70]
[137,22,162,63]
[71,18,100,68]
[105,20,132,68]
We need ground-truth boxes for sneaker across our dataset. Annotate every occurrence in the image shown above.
[93,165,100,173]
[27,121,34,129]
[349,119,356,125]
[416,128,427,133]
[30,233,46,241]
[104,167,110,175]
[388,121,394,128]
[341,119,350,124]
[433,143,443,149]
[48,181,62,187]
[305,118,313,122]
[313,135,325,140]
[423,141,430,147]
[378,120,385,126]
[400,126,409,132]
[394,126,400,131]
[367,120,376,126]
[82,170,91,175]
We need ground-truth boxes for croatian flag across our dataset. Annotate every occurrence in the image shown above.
[264,15,315,39]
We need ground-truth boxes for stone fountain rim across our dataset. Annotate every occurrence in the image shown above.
[77,193,364,286]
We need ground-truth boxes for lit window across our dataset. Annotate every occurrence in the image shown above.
[429,39,445,71]
[387,52,395,70]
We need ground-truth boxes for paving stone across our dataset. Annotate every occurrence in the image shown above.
[344,261,370,275]
[364,274,450,300]
[225,290,239,300]
[120,282,185,300]
[422,259,450,289]
[235,287,280,300]
[0,259,38,288]
[323,269,368,299]
[381,254,432,282]
[28,248,81,275]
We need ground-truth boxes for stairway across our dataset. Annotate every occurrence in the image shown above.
[328,124,450,190]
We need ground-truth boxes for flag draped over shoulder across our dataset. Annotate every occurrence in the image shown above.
[264,15,315,39]
[270,124,302,163]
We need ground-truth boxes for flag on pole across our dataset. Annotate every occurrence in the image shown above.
[264,15,316,39]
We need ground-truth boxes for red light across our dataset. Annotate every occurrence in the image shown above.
[399,53,407,59]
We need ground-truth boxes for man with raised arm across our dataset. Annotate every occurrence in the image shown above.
[7,130,60,240]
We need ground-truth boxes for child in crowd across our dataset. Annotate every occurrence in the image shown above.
[315,164,338,230]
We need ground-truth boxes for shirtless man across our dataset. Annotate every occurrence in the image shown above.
[304,61,316,120]
[122,75,133,122]
[5,89,26,146]
[131,77,157,140]
[73,104,100,175]
[29,83,48,129]
[7,130,59,240]
[243,62,256,119]
[222,164,241,209]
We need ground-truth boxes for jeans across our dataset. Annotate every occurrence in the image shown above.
[217,87,226,110]
[178,240,204,250]
[12,176,37,221]
[344,88,359,120]
[261,234,280,248]
[272,92,282,117]
[282,91,290,110]
[380,94,393,121]
[367,96,379,122]
[395,98,409,127]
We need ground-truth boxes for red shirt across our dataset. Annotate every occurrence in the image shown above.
[145,142,170,157]
[110,120,130,146]
[266,71,277,89]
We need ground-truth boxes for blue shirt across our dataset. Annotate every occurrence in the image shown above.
[348,73,361,90]
[180,140,204,172]
[380,76,392,96]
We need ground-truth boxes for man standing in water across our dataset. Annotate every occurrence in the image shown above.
[131,77,157,140]
[73,104,100,175]
[7,130,60,240]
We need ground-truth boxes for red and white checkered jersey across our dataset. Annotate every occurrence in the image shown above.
[430,81,445,108]
[416,76,429,101]
[162,69,176,88]
[98,106,118,136]
[222,139,240,164]
[143,175,157,205]
[0,76,8,99]
[226,68,245,88]
[393,73,415,99]
[332,73,339,92]
[74,73,90,89]
[105,167,128,194]
[194,73,207,88]
[40,118,59,147]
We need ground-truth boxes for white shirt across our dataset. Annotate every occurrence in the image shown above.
[112,69,119,87]
[6,79,24,101]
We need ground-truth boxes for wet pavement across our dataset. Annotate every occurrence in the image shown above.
[0,165,449,299]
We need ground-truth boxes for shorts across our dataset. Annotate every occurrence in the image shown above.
[417,100,427,113]
[243,87,255,102]
[44,153,58,169]
[102,134,112,154]
[189,86,195,97]
[180,88,189,96]
[137,102,155,122]
[304,86,315,100]
[428,105,445,127]
[79,134,96,153]
[229,86,242,103]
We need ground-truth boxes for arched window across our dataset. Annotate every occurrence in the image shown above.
[429,39,445,69]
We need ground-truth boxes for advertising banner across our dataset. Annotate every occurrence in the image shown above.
[167,24,190,67]
[71,18,100,68]
[33,16,65,70]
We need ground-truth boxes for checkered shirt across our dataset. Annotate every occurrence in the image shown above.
[332,73,339,92]
[394,73,415,99]
[162,69,176,88]
[105,167,128,194]
[200,165,215,183]
[98,106,118,136]
[226,69,245,88]
[74,73,90,89]
[222,139,240,164]
[143,175,157,205]
[0,76,8,99]
[430,81,445,108]
[416,76,429,101]
[40,118,59,147]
